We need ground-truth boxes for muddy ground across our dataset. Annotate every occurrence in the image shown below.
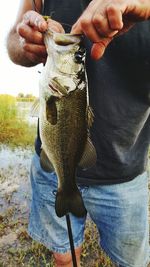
[0,145,149,267]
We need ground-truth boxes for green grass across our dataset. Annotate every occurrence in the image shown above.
[0,94,36,147]
[0,94,17,120]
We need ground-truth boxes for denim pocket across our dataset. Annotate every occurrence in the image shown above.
[30,154,58,204]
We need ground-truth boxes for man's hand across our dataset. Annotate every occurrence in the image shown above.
[17,10,64,65]
[71,0,150,60]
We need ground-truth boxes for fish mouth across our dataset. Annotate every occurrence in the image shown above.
[45,29,84,46]
[46,29,83,37]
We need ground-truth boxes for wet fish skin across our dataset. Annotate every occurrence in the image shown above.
[39,31,89,218]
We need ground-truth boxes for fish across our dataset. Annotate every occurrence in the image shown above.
[37,29,97,218]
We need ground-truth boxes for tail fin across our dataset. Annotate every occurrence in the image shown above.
[55,187,87,218]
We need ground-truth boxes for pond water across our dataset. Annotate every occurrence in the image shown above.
[0,101,38,214]
[0,145,32,214]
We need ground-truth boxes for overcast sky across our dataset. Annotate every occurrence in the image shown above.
[0,1,41,96]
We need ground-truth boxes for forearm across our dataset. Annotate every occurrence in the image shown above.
[7,27,37,67]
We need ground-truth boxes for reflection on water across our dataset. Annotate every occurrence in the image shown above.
[17,101,38,125]
[0,145,32,213]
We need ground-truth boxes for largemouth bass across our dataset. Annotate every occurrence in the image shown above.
[38,30,96,218]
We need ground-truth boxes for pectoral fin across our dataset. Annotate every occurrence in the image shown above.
[40,149,54,172]
[30,98,40,117]
[78,137,97,170]
[87,106,94,128]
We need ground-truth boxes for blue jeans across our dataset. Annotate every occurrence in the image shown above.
[28,153,150,267]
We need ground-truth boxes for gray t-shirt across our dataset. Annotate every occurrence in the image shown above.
[35,0,150,185]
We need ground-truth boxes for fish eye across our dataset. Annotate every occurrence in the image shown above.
[74,48,85,64]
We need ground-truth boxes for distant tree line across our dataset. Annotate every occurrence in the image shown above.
[17,93,36,102]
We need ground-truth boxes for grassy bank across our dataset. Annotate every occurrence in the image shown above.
[0,208,114,267]
[0,94,36,147]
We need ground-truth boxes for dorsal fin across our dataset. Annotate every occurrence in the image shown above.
[78,137,97,170]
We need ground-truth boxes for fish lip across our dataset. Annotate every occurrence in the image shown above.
[46,29,83,38]
[45,29,84,45]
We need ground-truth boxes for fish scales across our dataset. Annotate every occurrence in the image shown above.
[40,89,87,186]
[38,30,96,218]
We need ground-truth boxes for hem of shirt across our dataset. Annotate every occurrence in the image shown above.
[76,170,145,186]
[27,229,83,254]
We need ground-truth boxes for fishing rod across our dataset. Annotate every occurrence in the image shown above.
[66,214,77,267]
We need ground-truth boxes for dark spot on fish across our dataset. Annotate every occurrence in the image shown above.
[46,96,57,125]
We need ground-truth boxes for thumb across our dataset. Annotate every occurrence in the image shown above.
[91,38,112,60]
[71,21,82,34]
